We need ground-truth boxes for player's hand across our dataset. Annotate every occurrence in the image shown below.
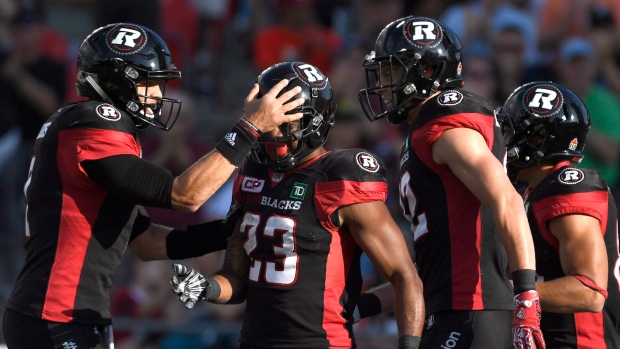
[170,263,208,309]
[512,290,546,349]
[243,79,304,133]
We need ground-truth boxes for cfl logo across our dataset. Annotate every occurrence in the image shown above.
[528,88,558,110]
[410,21,436,41]
[111,28,142,47]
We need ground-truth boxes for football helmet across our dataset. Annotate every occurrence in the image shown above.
[252,62,335,172]
[358,16,464,125]
[497,81,591,175]
[76,23,182,130]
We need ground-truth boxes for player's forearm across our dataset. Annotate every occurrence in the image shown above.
[171,150,236,212]
[392,273,425,336]
[536,277,606,313]
[495,194,536,271]
[210,273,247,304]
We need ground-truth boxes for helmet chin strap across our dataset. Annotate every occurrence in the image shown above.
[79,71,113,104]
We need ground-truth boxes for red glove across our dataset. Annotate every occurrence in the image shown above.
[512,290,545,349]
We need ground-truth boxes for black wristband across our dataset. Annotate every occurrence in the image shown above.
[398,335,421,349]
[202,277,222,302]
[166,220,233,259]
[357,292,382,319]
[215,119,260,167]
[129,209,151,242]
[512,269,537,294]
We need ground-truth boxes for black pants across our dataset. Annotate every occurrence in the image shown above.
[3,308,113,349]
[420,309,513,349]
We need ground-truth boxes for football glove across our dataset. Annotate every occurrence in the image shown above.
[512,290,546,349]
[170,263,209,309]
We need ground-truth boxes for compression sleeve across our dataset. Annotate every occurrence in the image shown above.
[82,155,174,208]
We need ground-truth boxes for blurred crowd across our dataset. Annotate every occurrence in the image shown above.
[1,0,620,347]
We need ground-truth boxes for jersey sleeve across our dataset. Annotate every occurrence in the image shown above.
[531,182,610,249]
[314,149,388,222]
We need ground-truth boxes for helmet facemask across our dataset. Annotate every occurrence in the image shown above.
[254,103,334,172]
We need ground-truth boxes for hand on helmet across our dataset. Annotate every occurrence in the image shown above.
[170,263,208,309]
[512,290,546,349]
[244,79,304,133]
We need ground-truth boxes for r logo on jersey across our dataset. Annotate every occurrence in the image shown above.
[96,104,121,121]
[356,152,380,173]
[522,84,563,117]
[106,24,148,55]
[437,90,463,106]
[241,177,265,193]
[404,18,443,48]
[558,168,584,185]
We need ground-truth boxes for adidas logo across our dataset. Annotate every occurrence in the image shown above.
[225,132,237,146]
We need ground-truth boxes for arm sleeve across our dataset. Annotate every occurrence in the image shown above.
[82,154,174,208]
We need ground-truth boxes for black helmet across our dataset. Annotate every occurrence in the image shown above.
[76,23,182,130]
[358,16,464,125]
[497,81,591,175]
[252,61,335,172]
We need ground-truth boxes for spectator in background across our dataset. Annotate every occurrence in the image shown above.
[588,4,620,99]
[461,41,500,108]
[252,0,343,75]
[556,37,620,202]
[0,5,67,285]
[490,21,554,103]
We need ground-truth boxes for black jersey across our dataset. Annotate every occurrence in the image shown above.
[525,162,620,349]
[6,101,143,326]
[399,89,514,315]
[233,149,387,348]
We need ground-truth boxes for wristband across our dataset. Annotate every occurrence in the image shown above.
[166,220,232,259]
[216,118,260,167]
[512,269,537,294]
[357,292,382,319]
[203,277,222,301]
[398,335,421,349]
[129,209,151,242]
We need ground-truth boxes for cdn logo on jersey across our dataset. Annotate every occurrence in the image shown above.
[106,24,147,55]
[523,84,563,117]
[437,90,463,106]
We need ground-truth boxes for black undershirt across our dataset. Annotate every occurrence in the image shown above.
[81,154,174,208]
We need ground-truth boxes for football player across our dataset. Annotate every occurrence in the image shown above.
[171,61,425,349]
[356,16,544,348]
[2,23,303,349]
[498,81,620,348]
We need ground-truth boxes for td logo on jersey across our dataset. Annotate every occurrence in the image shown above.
[107,24,147,55]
